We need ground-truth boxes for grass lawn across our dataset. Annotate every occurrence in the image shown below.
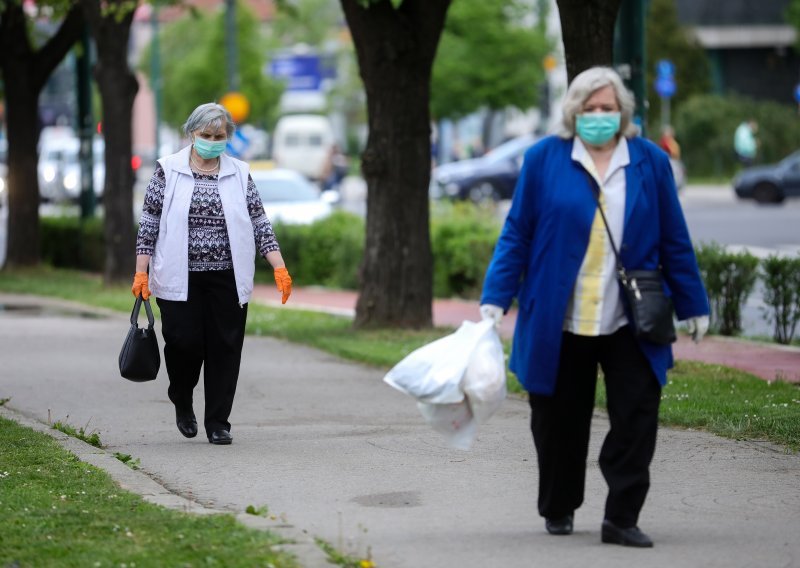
[0,415,297,568]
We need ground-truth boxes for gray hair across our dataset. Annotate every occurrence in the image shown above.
[182,103,236,138]
[556,66,638,139]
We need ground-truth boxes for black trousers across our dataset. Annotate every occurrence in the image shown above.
[528,326,661,528]
[157,270,248,435]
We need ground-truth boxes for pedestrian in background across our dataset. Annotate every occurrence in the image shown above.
[658,125,681,160]
[734,119,758,166]
[479,67,709,547]
[131,102,293,445]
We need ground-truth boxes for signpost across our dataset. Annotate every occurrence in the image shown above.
[654,59,676,128]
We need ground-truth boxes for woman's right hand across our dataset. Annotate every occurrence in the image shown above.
[131,272,151,300]
[480,304,504,328]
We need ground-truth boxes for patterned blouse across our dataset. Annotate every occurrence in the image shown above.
[136,164,280,271]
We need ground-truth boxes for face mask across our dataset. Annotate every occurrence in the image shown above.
[575,112,621,146]
[193,136,227,159]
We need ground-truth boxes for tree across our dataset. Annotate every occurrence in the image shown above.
[645,0,710,133]
[431,0,551,131]
[340,0,451,329]
[79,0,139,283]
[556,0,622,82]
[0,0,84,267]
[138,3,283,131]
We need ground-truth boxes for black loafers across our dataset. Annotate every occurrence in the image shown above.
[545,514,574,535]
[175,410,198,438]
[601,519,653,547]
[208,430,232,445]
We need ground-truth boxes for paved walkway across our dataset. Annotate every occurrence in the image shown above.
[252,285,800,384]
[1,292,799,568]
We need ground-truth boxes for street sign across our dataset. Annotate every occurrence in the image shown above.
[656,59,674,79]
[794,83,800,104]
[655,59,676,99]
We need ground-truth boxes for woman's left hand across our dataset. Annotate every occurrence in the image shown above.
[274,267,293,304]
[685,315,709,343]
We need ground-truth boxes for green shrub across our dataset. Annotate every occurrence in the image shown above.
[258,210,365,289]
[40,216,105,272]
[759,255,800,344]
[430,202,500,299]
[695,242,759,336]
[674,94,800,178]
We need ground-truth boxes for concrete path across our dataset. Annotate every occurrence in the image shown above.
[1,292,799,568]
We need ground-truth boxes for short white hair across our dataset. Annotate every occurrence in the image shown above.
[182,103,236,138]
[556,66,638,139]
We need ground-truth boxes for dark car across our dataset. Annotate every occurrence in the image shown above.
[431,134,538,203]
[732,151,800,204]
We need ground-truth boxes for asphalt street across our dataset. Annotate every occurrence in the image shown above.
[1,293,799,568]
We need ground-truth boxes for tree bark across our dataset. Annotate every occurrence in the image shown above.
[80,0,139,283]
[0,3,84,267]
[341,0,451,329]
[556,0,622,82]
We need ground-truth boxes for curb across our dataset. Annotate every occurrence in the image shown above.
[0,404,331,568]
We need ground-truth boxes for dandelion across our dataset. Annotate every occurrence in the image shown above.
[360,561,376,568]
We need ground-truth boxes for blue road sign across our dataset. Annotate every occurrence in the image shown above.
[655,76,676,99]
[656,59,674,79]
[794,83,800,103]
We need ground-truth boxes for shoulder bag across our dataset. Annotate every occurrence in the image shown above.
[585,173,676,345]
[118,295,161,382]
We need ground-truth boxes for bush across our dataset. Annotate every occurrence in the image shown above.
[257,210,365,289]
[674,94,800,178]
[430,202,500,299]
[759,255,800,344]
[695,242,759,336]
[40,216,105,272]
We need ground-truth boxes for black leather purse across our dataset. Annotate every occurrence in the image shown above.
[586,174,676,345]
[118,295,161,382]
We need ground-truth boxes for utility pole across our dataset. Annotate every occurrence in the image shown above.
[150,5,162,157]
[225,0,239,92]
[614,0,647,134]
[75,29,95,220]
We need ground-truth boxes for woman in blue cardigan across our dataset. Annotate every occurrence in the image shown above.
[480,67,709,547]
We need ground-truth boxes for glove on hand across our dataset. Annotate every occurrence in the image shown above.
[479,304,504,328]
[131,272,151,300]
[274,267,293,304]
[685,315,709,343]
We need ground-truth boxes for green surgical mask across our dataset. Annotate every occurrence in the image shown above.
[193,136,227,159]
[575,112,621,146]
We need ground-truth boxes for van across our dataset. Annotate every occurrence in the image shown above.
[271,114,335,181]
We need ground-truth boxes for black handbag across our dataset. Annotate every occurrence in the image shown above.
[118,295,161,382]
[585,174,677,345]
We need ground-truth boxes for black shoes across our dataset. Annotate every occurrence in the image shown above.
[545,514,574,535]
[175,409,198,438]
[601,519,654,548]
[208,430,233,445]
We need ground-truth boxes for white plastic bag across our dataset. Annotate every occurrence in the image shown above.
[463,325,507,424]
[383,320,493,404]
[384,319,506,449]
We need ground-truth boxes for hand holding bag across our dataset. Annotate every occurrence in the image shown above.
[586,173,676,345]
[118,295,161,382]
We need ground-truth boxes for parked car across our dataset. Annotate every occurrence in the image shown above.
[430,134,539,203]
[732,151,800,204]
[251,168,337,225]
[38,133,105,203]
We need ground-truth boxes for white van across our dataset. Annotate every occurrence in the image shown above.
[271,114,335,181]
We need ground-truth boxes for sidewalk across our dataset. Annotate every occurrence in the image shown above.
[1,292,799,568]
[252,285,800,384]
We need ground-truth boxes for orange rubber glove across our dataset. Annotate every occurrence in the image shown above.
[274,267,292,305]
[131,271,151,300]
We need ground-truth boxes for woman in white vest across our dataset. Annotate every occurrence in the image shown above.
[130,102,293,445]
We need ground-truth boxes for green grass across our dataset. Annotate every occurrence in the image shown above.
[0,416,297,568]
[1,266,798,452]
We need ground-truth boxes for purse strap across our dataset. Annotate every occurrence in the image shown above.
[130,295,155,329]
[584,171,628,281]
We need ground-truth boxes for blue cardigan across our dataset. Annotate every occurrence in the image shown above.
[480,136,709,395]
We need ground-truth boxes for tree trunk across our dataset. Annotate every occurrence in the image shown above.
[80,0,139,284]
[0,3,84,267]
[340,0,451,329]
[556,0,622,82]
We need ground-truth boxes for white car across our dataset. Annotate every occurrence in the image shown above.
[251,168,337,225]
[38,132,104,203]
